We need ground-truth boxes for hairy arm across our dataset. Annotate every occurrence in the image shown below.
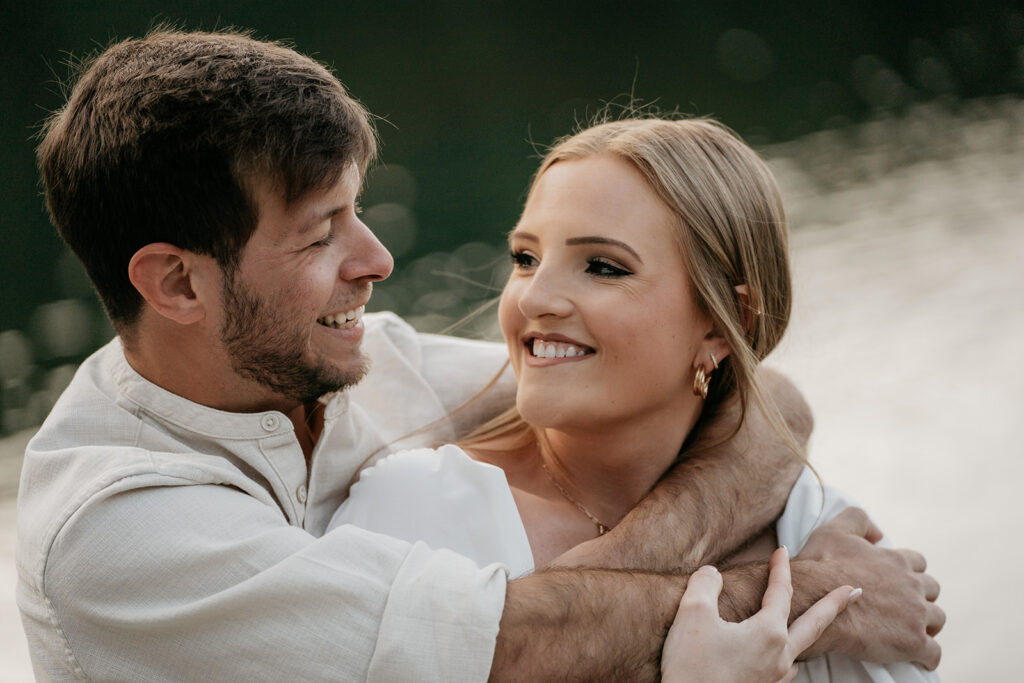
[493,509,943,681]
[555,367,811,572]
[493,560,844,681]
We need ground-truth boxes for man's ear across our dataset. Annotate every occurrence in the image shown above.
[734,284,755,332]
[128,243,209,325]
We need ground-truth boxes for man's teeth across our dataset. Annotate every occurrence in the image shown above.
[318,305,364,329]
[531,339,589,359]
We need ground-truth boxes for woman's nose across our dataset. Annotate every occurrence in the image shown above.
[516,267,573,319]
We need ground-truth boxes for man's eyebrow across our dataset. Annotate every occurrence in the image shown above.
[298,205,346,234]
[565,236,644,264]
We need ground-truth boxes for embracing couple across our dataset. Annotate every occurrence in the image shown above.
[17,29,943,682]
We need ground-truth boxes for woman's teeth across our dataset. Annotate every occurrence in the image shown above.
[318,305,364,329]
[531,339,589,359]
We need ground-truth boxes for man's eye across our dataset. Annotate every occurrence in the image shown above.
[311,231,335,248]
[586,258,631,278]
[509,250,537,269]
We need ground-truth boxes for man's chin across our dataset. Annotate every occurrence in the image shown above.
[302,353,371,400]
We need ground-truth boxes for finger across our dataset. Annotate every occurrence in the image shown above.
[760,547,794,621]
[861,516,883,544]
[926,602,947,636]
[896,548,927,572]
[919,573,940,601]
[787,585,858,654]
[679,565,723,614]
[917,637,942,671]
[830,507,883,543]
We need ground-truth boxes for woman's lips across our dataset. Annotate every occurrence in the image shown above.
[523,334,595,362]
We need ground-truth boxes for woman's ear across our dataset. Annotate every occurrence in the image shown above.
[696,326,731,373]
[128,243,209,325]
[693,285,755,373]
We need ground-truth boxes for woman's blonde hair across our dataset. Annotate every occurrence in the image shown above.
[463,116,796,456]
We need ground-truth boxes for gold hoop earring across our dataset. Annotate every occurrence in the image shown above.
[693,365,711,399]
[710,353,719,370]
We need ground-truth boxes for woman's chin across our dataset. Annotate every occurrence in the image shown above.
[517,397,586,432]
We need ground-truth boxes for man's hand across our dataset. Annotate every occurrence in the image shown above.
[794,508,945,670]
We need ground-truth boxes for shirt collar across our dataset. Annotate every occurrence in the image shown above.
[109,339,350,440]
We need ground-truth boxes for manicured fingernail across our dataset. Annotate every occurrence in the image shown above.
[848,587,863,603]
[700,565,718,574]
[780,544,789,555]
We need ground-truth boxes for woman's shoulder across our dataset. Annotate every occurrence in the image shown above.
[329,444,535,576]
[776,467,883,554]
[361,443,502,479]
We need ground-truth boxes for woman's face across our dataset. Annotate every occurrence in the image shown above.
[499,153,715,432]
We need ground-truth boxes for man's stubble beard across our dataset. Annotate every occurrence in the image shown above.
[219,270,369,404]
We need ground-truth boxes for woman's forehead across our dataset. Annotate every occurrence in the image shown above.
[517,155,679,250]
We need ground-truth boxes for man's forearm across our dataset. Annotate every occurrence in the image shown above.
[500,510,946,680]
[555,368,810,572]
[492,560,813,682]
[493,569,681,682]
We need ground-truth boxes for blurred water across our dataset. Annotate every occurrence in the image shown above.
[1,99,1021,679]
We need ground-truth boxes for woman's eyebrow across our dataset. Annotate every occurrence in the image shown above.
[565,236,643,264]
[507,229,538,243]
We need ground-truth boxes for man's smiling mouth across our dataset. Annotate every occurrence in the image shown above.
[317,305,365,329]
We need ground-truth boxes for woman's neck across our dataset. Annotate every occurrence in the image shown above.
[540,403,701,529]
[468,397,705,566]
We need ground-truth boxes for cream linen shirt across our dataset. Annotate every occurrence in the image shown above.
[16,312,515,682]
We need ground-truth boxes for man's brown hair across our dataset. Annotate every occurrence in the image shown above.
[37,29,376,328]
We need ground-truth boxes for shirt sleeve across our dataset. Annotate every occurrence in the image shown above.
[778,468,941,683]
[357,313,515,441]
[35,477,506,682]
[413,331,515,436]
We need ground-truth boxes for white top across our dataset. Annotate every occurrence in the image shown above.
[16,312,516,682]
[332,448,939,682]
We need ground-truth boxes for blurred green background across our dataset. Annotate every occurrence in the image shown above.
[2,0,1023,435]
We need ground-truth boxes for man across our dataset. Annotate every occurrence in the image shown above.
[18,29,942,680]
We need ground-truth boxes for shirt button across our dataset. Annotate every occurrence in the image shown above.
[260,414,279,432]
[296,484,308,504]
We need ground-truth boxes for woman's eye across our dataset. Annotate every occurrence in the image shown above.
[510,250,538,269]
[586,258,631,278]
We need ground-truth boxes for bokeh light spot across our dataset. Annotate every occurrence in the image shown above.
[716,29,776,83]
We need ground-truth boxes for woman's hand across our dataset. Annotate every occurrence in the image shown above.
[661,546,859,683]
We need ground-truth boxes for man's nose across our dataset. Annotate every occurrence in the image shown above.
[343,219,394,282]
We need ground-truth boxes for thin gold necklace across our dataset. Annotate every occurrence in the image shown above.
[540,460,610,535]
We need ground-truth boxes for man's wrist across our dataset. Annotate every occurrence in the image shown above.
[789,558,844,656]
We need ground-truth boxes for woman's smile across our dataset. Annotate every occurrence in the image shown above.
[522,333,596,365]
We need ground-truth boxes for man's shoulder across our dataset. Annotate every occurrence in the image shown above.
[361,311,425,368]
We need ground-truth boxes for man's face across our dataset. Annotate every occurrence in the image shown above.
[218,163,393,404]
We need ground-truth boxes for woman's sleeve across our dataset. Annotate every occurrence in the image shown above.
[330,445,535,577]
[778,468,941,683]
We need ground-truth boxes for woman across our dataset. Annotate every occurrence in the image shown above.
[332,118,937,681]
